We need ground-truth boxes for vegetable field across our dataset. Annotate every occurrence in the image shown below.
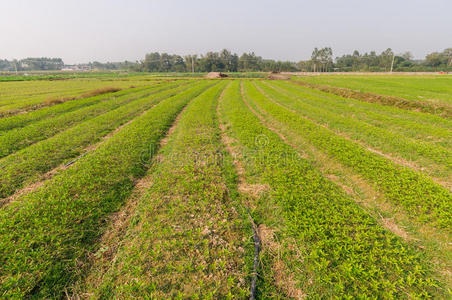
[0,74,451,298]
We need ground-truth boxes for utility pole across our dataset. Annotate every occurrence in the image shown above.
[13,59,18,75]
[191,56,194,73]
[448,55,451,74]
[390,54,395,73]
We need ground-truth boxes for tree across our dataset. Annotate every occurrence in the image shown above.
[143,52,161,72]
[379,48,394,71]
[311,48,320,72]
[319,47,333,72]
[220,49,238,72]
[239,52,261,71]
[184,55,197,72]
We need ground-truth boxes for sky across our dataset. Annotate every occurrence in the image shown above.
[1,0,451,64]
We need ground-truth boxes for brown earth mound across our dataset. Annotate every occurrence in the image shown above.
[205,72,228,78]
[266,73,290,80]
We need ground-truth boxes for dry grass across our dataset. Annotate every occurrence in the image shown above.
[81,87,122,97]
[238,183,269,198]
[41,87,122,109]
[257,225,306,299]
[42,96,77,106]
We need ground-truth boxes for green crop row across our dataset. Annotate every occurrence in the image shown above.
[297,75,452,105]
[219,80,442,298]
[0,83,163,132]
[0,81,213,298]
[0,79,155,115]
[0,85,89,104]
[88,82,251,298]
[271,80,452,149]
[0,82,182,158]
[243,81,452,230]
[0,81,201,199]
[0,72,150,82]
[291,77,452,119]
[254,81,452,178]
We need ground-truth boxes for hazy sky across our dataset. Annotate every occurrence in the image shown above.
[1,0,451,64]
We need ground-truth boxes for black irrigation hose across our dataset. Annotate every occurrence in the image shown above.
[64,152,88,167]
[248,213,261,300]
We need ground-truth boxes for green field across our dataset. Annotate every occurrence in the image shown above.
[0,74,451,298]
[296,75,452,105]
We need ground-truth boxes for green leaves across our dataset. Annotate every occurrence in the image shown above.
[0,81,212,298]
[219,80,443,298]
[248,80,452,231]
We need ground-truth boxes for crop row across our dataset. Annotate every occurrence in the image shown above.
[254,81,452,179]
[0,79,154,115]
[0,85,90,103]
[0,81,202,199]
[219,80,442,298]
[0,83,161,132]
[243,81,452,230]
[0,81,213,298]
[291,77,452,119]
[297,75,452,105]
[271,80,452,149]
[87,82,251,298]
[0,82,184,158]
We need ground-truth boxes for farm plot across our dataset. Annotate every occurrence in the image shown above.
[243,80,452,230]
[293,75,452,118]
[0,81,198,200]
[0,80,212,298]
[296,75,452,105]
[0,82,187,158]
[0,75,451,299]
[0,77,168,116]
[255,80,452,188]
[79,82,252,298]
[217,81,449,298]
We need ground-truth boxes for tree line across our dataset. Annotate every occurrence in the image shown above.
[298,47,451,72]
[129,48,452,72]
[1,48,450,72]
[0,58,64,72]
[137,49,298,72]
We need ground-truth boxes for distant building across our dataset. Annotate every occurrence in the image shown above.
[62,64,92,71]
